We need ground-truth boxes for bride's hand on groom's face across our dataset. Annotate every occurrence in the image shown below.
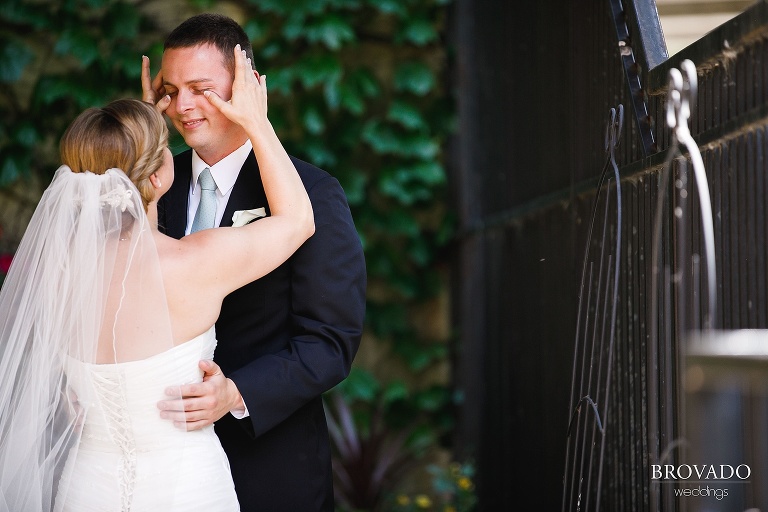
[203,44,267,134]
[141,55,171,115]
[156,359,244,431]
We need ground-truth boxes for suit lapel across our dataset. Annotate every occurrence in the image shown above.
[219,151,269,227]
[161,150,193,239]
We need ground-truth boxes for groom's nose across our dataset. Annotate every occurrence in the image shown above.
[174,89,195,114]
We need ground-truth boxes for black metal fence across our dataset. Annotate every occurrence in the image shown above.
[451,0,768,509]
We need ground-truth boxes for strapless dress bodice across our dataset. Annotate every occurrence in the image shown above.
[65,328,216,452]
[55,327,239,512]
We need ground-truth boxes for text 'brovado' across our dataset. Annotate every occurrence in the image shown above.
[651,464,751,481]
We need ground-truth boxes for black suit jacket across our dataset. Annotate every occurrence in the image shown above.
[158,150,366,511]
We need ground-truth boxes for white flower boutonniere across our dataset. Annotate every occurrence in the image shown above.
[232,207,267,227]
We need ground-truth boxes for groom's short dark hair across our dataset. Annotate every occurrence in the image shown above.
[164,13,255,76]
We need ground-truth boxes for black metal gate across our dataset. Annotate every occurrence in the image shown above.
[451,0,768,509]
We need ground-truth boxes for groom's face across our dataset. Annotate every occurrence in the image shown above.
[161,43,247,165]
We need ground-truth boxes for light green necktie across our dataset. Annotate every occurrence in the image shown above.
[191,168,217,233]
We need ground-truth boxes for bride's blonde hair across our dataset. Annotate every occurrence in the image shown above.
[60,99,169,211]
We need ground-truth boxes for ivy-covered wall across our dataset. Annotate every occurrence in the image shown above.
[0,0,466,509]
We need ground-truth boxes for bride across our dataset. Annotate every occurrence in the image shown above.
[0,46,312,511]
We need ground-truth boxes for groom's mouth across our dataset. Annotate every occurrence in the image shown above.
[181,118,205,130]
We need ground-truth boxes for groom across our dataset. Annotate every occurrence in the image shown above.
[145,14,366,511]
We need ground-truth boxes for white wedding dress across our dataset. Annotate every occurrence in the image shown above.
[55,327,240,512]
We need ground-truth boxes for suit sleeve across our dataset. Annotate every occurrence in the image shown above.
[228,175,366,438]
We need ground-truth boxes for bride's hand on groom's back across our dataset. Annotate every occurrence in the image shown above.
[157,359,244,431]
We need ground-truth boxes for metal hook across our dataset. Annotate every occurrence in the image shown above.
[662,60,715,319]
[664,59,716,326]
[680,59,698,118]
[604,104,624,153]
[665,60,697,132]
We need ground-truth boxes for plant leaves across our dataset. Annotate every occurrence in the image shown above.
[282,11,306,41]
[305,14,355,50]
[394,61,435,96]
[13,123,38,148]
[302,138,338,167]
[382,380,409,403]
[0,40,33,83]
[302,105,326,134]
[399,18,437,46]
[335,367,380,401]
[54,28,100,68]
[370,0,407,16]
[387,100,427,130]
[295,54,342,89]
[244,18,269,42]
[103,3,140,41]
[264,67,295,95]
[338,169,367,206]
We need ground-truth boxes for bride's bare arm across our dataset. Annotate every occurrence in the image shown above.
[182,45,314,297]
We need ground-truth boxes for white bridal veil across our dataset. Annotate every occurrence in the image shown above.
[0,166,178,511]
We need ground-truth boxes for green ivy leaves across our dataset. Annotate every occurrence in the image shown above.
[54,29,100,67]
[395,61,436,95]
[0,2,456,469]
[239,4,458,471]
[0,0,166,184]
[0,39,32,82]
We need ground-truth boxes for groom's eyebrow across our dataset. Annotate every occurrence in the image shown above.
[163,78,216,87]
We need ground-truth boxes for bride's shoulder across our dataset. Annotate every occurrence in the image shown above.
[153,230,227,286]
[153,231,199,275]
[154,230,207,256]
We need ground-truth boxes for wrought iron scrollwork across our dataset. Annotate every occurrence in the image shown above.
[562,105,624,512]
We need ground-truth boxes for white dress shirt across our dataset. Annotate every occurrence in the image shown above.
[185,139,254,235]
[185,139,253,419]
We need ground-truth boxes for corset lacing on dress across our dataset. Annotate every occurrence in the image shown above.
[92,369,136,512]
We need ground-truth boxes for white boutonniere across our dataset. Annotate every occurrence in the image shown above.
[231,207,267,227]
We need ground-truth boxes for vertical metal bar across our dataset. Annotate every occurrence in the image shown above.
[625,183,638,509]
[762,39,768,105]
[764,125,768,329]
[642,174,653,511]
[721,144,733,328]
[608,0,657,155]
[749,129,760,327]
[701,66,711,133]
[756,127,767,327]
[730,141,743,326]
[728,62,738,126]
[745,45,755,114]
[738,50,748,115]
[714,65,723,129]
[713,145,726,328]
[741,133,751,326]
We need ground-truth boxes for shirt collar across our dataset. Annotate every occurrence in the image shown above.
[190,139,253,195]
